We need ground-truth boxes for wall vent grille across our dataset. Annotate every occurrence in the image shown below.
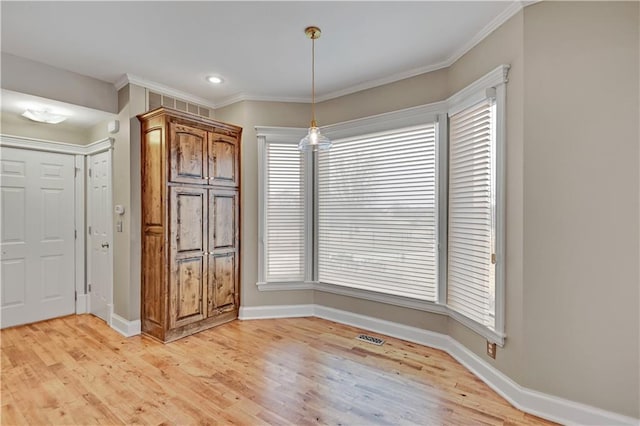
[148,90,213,118]
[356,334,385,346]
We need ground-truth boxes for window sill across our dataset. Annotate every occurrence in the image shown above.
[257,281,315,291]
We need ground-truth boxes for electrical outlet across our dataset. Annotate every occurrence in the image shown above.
[486,341,497,359]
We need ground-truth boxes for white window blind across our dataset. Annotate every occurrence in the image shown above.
[447,99,496,329]
[317,124,438,301]
[265,142,305,281]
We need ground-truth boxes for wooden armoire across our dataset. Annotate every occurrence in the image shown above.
[138,107,242,342]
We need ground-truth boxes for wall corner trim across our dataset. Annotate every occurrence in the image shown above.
[75,294,89,314]
[110,313,141,337]
[239,303,639,426]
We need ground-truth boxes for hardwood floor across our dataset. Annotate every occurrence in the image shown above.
[1,315,555,425]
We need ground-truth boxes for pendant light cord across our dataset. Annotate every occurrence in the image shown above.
[311,36,316,126]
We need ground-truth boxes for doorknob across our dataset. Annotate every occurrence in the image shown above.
[101,242,110,248]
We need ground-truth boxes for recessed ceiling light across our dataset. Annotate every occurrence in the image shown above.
[21,109,69,124]
[207,76,223,84]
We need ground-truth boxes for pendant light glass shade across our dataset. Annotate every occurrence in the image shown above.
[298,123,332,151]
[299,26,331,152]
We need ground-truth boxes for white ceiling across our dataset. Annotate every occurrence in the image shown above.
[1,1,520,108]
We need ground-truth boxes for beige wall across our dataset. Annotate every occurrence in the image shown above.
[1,53,117,113]
[111,87,133,319]
[522,1,639,417]
[1,112,91,144]
[447,9,526,384]
[315,292,449,335]
[316,68,449,124]
[106,84,146,321]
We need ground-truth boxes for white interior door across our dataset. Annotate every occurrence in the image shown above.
[87,150,113,323]
[0,147,75,328]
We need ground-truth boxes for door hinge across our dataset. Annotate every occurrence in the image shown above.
[88,284,92,292]
[75,229,77,239]
[88,168,92,177]
[88,225,92,235]
[491,253,497,264]
[74,167,80,177]
[75,291,77,301]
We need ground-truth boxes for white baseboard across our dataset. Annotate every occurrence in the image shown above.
[239,303,639,426]
[110,313,141,337]
[445,338,638,426]
[75,294,89,314]
[239,304,314,320]
[313,305,451,352]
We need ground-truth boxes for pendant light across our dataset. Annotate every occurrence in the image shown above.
[299,26,331,152]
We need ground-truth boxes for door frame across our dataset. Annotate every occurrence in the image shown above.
[0,134,114,316]
[86,146,114,324]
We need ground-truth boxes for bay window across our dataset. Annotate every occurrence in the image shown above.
[257,65,508,343]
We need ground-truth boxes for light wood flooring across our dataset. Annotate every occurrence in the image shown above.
[1,314,555,425]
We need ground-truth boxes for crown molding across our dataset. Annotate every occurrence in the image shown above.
[114,73,311,110]
[215,92,310,109]
[113,74,129,91]
[114,73,218,110]
[314,59,451,103]
[310,0,524,104]
[111,1,528,110]
[445,1,524,68]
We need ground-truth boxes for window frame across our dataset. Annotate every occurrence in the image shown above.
[255,64,509,345]
[256,126,314,290]
[445,65,509,343]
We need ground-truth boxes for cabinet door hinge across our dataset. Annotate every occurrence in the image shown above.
[491,253,497,264]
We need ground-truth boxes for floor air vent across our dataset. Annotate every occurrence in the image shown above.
[356,334,385,346]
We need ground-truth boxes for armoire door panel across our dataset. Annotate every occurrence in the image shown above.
[170,123,208,185]
[171,187,207,255]
[143,232,164,326]
[209,190,238,251]
[142,127,164,226]
[209,253,237,315]
[208,133,238,187]
[170,256,207,328]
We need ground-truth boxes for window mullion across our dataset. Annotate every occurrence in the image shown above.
[437,113,449,306]
[305,149,315,283]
